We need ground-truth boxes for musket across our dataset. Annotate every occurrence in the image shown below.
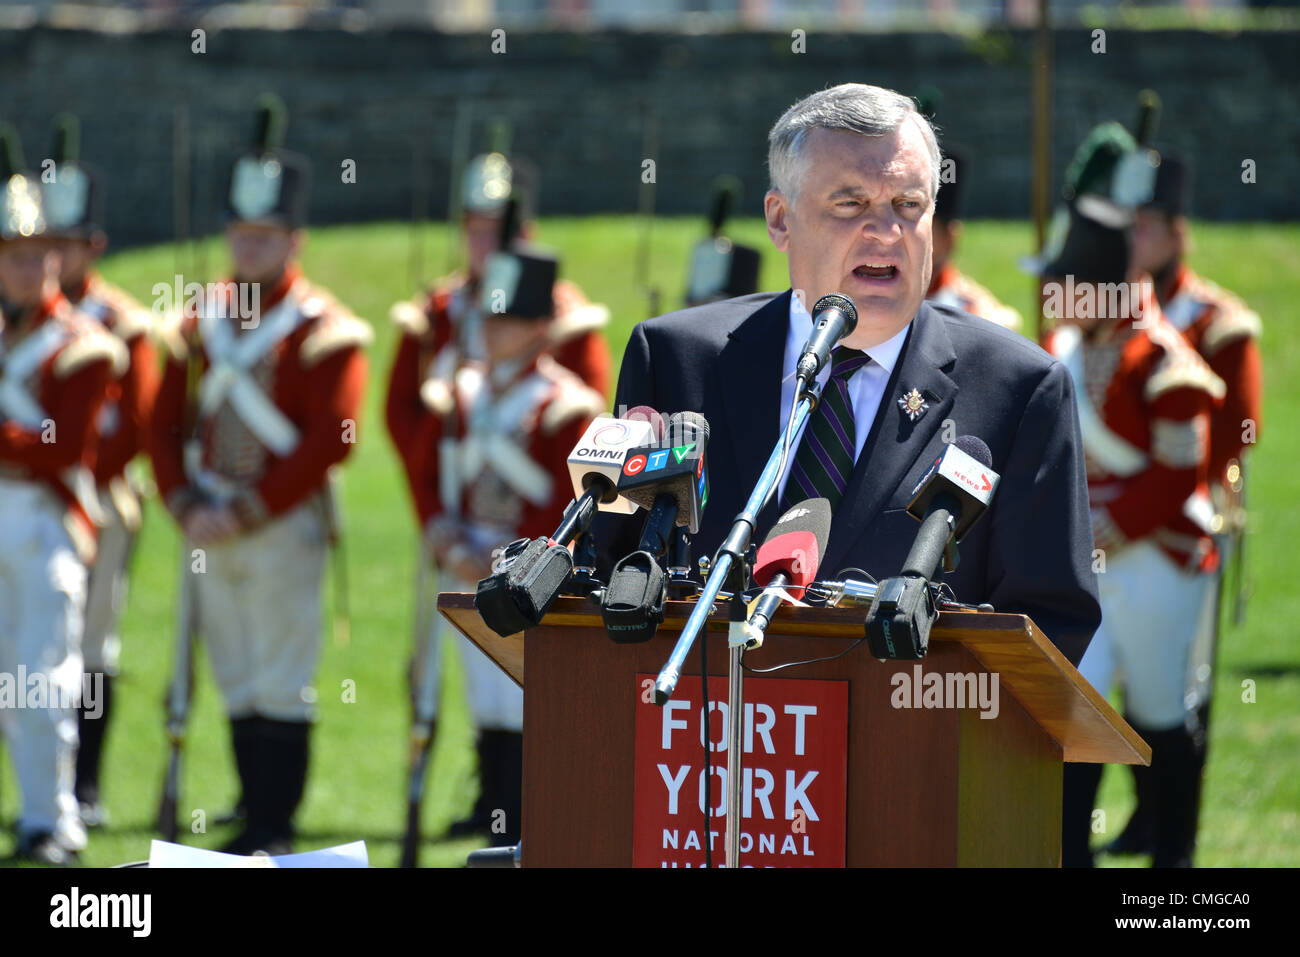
[156,543,197,842]
[399,546,443,868]
[155,311,204,842]
[1230,458,1251,626]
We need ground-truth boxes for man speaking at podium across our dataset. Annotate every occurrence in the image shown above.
[598,84,1100,666]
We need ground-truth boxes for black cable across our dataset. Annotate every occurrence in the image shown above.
[748,639,868,676]
[700,626,711,869]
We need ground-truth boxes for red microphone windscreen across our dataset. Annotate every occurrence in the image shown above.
[753,497,832,588]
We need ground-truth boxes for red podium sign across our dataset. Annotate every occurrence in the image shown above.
[632,674,849,867]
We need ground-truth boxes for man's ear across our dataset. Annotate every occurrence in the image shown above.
[764,190,790,253]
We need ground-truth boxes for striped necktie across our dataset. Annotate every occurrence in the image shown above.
[782,346,872,512]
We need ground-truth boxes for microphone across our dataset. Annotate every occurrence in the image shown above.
[601,412,711,644]
[901,435,999,579]
[865,436,999,660]
[741,498,831,648]
[474,407,661,638]
[796,294,859,387]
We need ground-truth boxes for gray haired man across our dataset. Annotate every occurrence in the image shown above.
[598,83,1101,670]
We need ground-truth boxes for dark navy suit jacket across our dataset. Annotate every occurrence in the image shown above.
[595,289,1101,667]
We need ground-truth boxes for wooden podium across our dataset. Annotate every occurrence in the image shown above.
[438,593,1147,867]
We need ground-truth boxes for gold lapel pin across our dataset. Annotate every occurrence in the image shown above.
[898,387,929,423]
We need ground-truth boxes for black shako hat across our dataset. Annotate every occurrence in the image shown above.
[685,176,760,306]
[224,94,311,230]
[43,114,105,237]
[1033,195,1132,285]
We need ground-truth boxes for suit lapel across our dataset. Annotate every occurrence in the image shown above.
[718,290,790,515]
[821,303,959,576]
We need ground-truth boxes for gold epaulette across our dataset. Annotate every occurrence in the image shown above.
[53,323,129,379]
[95,282,154,341]
[1202,305,1262,357]
[152,308,192,362]
[300,312,374,366]
[537,356,606,435]
[1145,328,1227,403]
[388,299,429,336]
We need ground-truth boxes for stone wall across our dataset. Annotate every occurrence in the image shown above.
[0,25,1291,245]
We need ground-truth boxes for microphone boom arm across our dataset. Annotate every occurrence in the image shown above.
[653,382,821,705]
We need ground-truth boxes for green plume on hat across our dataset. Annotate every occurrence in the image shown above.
[1063,122,1136,200]
[252,93,287,153]
[1134,89,1161,146]
[52,113,80,166]
[0,122,25,180]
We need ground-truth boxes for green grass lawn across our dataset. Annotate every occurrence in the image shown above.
[1,216,1295,867]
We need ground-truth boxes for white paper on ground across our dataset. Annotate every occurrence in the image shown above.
[147,839,369,868]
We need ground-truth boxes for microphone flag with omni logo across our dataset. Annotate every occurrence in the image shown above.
[566,406,661,515]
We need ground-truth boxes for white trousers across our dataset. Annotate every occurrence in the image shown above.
[422,567,523,733]
[191,500,328,722]
[82,492,132,675]
[0,479,88,849]
[1078,540,1218,731]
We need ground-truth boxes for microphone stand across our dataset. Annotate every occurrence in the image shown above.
[653,378,823,867]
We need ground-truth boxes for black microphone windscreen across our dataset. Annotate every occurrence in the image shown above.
[954,434,992,468]
[665,410,710,444]
[811,293,859,335]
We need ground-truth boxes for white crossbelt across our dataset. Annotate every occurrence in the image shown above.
[197,283,308,457]
[445,366,556,508]
[0,317,104,524]
[0,319,69,428]
[1052,325,1149,478]
[1053,325,1216,535]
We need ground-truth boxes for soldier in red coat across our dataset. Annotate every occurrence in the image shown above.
[405,222,605,847]
[42,115,161,829]
[149,99,371,855]
[1040,196,1224,868]
[1102,151,1264,858]
[386,152,610,504]
[0,135,125,865]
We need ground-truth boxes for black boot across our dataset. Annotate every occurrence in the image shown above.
[1062,762,1104,868]
[1150,723,1204,868]
[75,674,114,827]
[447,734,495,838]
[220,717,267,855]
[483,730,522,847]
[257,718,312,855]
[1102,714,1156,857]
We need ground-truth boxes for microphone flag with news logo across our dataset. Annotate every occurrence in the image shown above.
[905,435,998,542]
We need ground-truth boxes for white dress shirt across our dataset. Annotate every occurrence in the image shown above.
[776,293,912,502]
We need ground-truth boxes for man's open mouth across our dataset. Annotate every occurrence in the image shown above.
[853,263,898,280]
